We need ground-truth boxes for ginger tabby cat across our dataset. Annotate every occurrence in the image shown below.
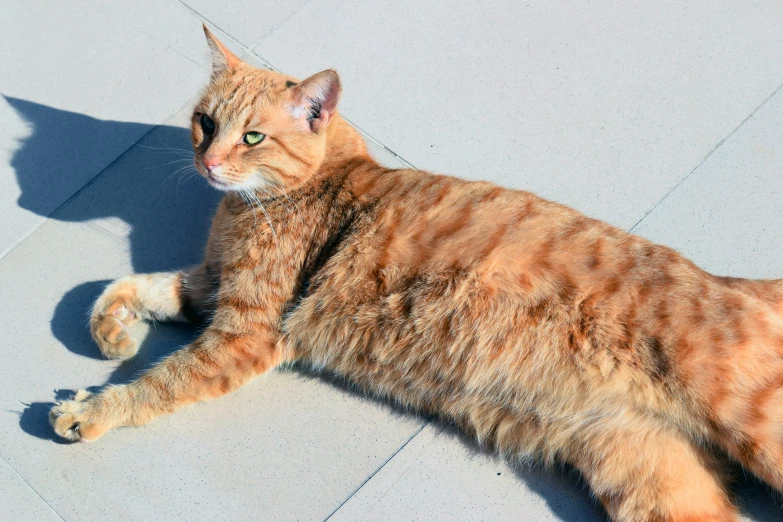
[50,26,783,521]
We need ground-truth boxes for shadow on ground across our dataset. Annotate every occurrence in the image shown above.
[6,98,783,521]
[8,96,214,443]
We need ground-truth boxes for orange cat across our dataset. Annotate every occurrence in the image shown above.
[50,26,783,521]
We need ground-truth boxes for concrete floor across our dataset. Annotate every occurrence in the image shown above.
[2,1,783,520]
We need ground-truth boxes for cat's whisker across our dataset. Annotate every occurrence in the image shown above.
[280,190,299,212]
[263,178,302,224]
[152,136,196,156]
[151,168,188,204]
[145,158,197,170]
[253,192,277,243]
[241,186,278,243]
[150,164,200,206]
[246,188,262,232]
[278,187,303,221]
[175,168,200,203]
[177,168,198,186]
[137,144,195,157]
[164,163,197,180]
[241,188,259,230]
[257,184,293,214]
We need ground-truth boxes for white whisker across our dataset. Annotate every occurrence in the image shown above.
[258,185,293,214]
[145,158,196,170]
[241,188,259,230]
[254,192,278,243]
[137,144,194,157]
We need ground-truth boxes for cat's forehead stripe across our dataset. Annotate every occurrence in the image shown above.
[209,75,276,127]
[221,75,247,107]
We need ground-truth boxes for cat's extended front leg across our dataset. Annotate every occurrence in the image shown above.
[50,325,281,442]
[91,264,215,359]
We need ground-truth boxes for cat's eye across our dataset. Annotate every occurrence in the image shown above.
[243,132,265,145]
[200,114,216,135]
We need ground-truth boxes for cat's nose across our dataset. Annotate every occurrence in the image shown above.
[203,157,222,172]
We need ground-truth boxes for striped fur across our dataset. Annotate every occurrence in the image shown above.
[50,27,783,521]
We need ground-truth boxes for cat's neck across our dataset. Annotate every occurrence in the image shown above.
[320,113,374,172]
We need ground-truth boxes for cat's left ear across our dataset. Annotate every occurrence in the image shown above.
[203,24,242,78]
[290,70,342,133]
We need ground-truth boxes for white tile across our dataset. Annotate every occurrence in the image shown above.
[330,424,780,522]
[0,0,205,257]
[633,88,783,278]
[180,0,310,48]
[330,424,605,522]
[255,0,783,230]
[85,0,251,69]
[0,459,61,522]
[86,0,230,67]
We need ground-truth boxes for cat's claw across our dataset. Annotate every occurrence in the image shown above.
[49,390,106,443]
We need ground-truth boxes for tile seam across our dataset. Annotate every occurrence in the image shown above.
[246,51,417,169]
[0,455,65,522]
[628,80,783,233]
[0,92,202,262]
[322,421,429,522]
[246,0,316,50]
[173,0,247,51]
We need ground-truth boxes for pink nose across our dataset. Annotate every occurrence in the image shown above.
[202,157,222,172]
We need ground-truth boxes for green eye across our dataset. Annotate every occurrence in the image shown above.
[243,132,265,145]
[200,114,215,134]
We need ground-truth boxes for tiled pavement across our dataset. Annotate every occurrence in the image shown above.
[2,1,783,520]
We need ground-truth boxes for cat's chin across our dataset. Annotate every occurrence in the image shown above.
[205,175,235,192]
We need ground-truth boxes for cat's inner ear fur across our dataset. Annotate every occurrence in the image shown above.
[202,24,242,78]
[289,70,342,133]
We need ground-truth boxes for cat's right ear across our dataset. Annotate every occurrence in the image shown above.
[203,24,242,78]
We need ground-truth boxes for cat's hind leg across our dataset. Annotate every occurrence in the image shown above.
[707,361,783,494]
[566,412,738,522]
[91,265,215,359]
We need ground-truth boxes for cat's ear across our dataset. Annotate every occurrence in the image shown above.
[203,24,242,77]
[290,70,342,133]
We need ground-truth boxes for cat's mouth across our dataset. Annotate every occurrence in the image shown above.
[206,174,234,191]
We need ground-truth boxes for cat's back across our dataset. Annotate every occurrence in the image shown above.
[338,164,629,298]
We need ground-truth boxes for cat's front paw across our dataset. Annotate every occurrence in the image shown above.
[91,302,138,360]
[49,390,109,443]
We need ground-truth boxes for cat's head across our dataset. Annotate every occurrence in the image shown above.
[192,26,342,194]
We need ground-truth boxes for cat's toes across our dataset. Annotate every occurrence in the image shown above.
[93,314,138,360]
[49,390,108,443]
[108,303,136,323]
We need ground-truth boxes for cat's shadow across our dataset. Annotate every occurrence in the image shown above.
[8,95,214,444]
[7,97,782,521]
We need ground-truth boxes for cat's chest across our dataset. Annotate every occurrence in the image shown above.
[281,226,399,346]
[218,211,333,305]
[219,202,307,263]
